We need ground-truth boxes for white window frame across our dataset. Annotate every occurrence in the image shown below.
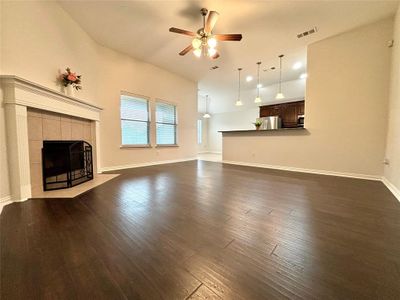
[120,92,151,148]
[155,100,178,147]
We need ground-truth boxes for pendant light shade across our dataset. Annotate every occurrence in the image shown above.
[276,54,285,100]
[236,68,243,106]
[203,95,211,118]
[254,61,262,103]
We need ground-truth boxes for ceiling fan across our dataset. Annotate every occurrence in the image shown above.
[169,8,242,59]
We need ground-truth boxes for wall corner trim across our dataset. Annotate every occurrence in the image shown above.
[381,177,400,202]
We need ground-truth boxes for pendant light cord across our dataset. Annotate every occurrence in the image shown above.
[279,57,282,93]
[257,62,261,97]
[238,68,242,100]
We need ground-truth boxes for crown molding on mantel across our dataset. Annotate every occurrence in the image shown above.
[0,75,102,121]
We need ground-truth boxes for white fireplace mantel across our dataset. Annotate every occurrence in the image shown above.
[1,75,103,202]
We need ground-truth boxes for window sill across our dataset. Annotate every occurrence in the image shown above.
[155,144,179,148]
[120,144,151,149]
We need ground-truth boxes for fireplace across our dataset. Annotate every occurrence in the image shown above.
[42,140,93,191]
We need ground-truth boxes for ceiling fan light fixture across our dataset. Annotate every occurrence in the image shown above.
[207,37,217,48]
[192,38,202,49]
[193,48,202,57]
[208,47,217,57]
[169,8,242,60]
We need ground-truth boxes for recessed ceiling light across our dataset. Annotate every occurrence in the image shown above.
[300,73,308,79]
[293,62,302,70]
[246,76,253,82]
[257,83,262,88]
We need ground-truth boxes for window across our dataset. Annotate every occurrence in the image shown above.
[197,119,202,144]
[120,94,150,146]
[156,102,177,145]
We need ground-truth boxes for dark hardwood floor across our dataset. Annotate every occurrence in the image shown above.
[1,160,400,299]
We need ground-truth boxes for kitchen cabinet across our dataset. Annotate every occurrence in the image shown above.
[259,100,305,128]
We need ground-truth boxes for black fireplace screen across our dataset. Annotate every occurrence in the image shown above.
[42,140,93,191]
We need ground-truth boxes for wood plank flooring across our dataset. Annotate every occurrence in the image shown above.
[1,160,400,299]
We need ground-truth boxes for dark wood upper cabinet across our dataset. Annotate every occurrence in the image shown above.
[259,100,305,128]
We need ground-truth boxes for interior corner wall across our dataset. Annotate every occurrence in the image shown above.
[384,7,400,195]
[223,18,393,177]
[0,0,197,190]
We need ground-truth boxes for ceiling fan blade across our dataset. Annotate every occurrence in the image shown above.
[204,11,219,34]
[179,44,194,56]
[214,34,242,41]
[169,27,196,37]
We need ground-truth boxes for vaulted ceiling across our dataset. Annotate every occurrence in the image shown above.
[59,1,398,113]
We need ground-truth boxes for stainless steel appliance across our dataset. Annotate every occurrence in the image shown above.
[261,116,281,130]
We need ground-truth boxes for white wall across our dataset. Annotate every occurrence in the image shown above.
[384,6,400,197]
[0,1,197,198]
[223,18,393,178]
[207,79,306,153]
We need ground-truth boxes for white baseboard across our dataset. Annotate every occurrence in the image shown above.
[0,195,12,203]
[199,151,222,155]
[222,160,382,181]
[382,177,400,202]
[100,157,197,172]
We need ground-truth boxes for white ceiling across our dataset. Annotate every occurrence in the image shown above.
[59,0,398,113]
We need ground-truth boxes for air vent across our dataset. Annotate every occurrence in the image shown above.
[297,27,318,39]
[210,65,219,70]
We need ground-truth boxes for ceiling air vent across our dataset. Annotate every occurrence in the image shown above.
[210,65,219,70]
[297,27,318,39]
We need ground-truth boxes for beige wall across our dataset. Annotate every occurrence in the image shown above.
[223,18,393,177]
[384,7,400,193]
[95,46,197,169]
[0,1,197,197]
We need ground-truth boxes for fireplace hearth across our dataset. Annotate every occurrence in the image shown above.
[42,140,93,191]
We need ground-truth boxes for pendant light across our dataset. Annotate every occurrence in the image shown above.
[254,61,262,103]
[235,68,243,106]
[276,54,285,99]
[203,95,211,118]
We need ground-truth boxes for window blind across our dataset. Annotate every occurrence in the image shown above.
[156,102,177,145]
[120,95,149,145]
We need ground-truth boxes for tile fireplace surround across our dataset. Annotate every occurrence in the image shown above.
[1,75,103,202]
